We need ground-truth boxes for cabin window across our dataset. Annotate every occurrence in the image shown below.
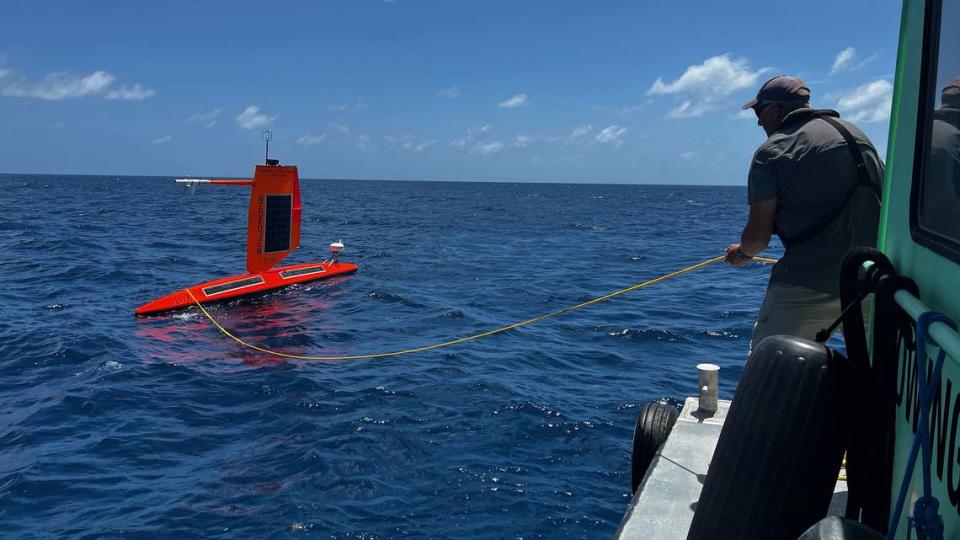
[913,0,960,261]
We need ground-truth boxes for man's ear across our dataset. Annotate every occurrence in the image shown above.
[776,104,789,123]
[758,104,779,127]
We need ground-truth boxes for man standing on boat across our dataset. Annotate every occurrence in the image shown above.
[724,75,884,351]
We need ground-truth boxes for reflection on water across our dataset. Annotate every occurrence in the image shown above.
[135,278,352,367]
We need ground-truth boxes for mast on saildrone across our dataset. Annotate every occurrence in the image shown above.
[174,129,302,273]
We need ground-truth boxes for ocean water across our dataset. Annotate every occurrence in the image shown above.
[0,175,782,538]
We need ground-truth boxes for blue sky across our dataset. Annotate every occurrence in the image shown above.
[0,1,902,183]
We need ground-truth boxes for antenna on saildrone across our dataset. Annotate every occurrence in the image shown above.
[262,130,278,166]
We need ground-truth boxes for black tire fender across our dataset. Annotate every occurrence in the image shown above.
[687,336,853,540]
[631,400,680,493]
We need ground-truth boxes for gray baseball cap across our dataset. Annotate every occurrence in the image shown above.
[742,75,812,110]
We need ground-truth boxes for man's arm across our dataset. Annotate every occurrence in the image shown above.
[725,198,777,267]
[741,198,776,254]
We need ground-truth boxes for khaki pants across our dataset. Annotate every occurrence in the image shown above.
[749,283,842,354]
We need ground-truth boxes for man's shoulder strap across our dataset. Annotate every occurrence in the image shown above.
[819,116,882,198]
[776,116,882,248]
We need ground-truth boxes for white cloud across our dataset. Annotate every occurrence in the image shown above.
[668,100,727,118]
[543,124,593,146]
[540,125,594,146]
[329,97,367,111]
[592,101,653,115]
[511,134,534,148]
[830,47,857,75]
[5,70,117,100]
[402,139,434,152]
[188,108,221,128]
[472,141,504,155]
[236,105,276,129]
[0,69,135,101]
[329,122,351,134]
[497,94,528,108]
[680,151,697,160]
[451,124,495,150]
[436,86,459,99]
[569,125,592,139]
[449,125,503,155]
[829,48,879,76]
[385,133,434,151]
[296,134,327,145]
[106,84,155,100]
[0,67,154,101]
[834,79,893,123]
[648,55,761,95]
[150,135,173,145]
[648,54,768,118]
[357,134,371,150]
[618,102,652,114]
[594,125,627,148]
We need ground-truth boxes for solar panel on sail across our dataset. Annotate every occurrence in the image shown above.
[264,194,292,253]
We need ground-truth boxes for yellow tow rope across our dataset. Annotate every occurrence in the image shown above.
[186,254,778,361]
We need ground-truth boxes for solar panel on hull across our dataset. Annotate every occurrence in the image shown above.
[202,276,265,296]
[264,194,292,253]
[279,265,326,279]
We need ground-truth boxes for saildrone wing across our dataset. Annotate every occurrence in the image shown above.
[246,165,302,273]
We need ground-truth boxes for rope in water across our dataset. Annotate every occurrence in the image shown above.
[187,254,778,361]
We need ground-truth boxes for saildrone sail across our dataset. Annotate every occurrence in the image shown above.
[246,165,302,273]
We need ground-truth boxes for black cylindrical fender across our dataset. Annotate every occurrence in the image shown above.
[687,335,853,540]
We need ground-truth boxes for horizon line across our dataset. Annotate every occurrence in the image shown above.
[0,171,746,188]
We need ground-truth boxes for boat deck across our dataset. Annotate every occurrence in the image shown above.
[614,397,847,539]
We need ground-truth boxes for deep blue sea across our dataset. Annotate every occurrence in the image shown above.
[0,174,784,539]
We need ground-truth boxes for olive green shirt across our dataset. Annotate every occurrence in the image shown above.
[747,108,884,295]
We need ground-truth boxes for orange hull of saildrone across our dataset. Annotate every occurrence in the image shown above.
[135,261,357,316]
